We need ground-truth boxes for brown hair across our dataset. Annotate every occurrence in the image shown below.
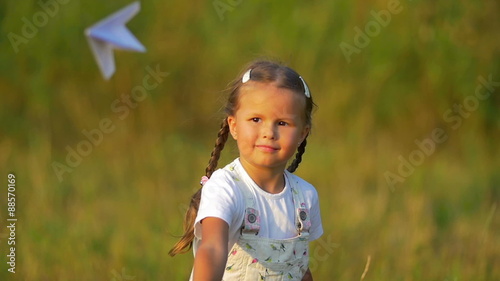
[169,60,316,256]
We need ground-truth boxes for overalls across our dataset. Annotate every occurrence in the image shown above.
[222,164,311,281]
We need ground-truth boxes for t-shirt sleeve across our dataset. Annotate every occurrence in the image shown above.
[193,170,244,240]
[303,182,324,241]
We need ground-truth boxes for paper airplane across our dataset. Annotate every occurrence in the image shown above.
[85,2,146,80]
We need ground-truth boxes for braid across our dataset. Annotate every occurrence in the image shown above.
[169,118,230,256]
[205,118,230,178]
[168,188,201,256]
[287,136,308,173]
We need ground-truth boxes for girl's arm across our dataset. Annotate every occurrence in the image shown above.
[192,217,229,281]
[302,268,313,281]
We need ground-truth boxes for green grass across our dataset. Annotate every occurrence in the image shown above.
[0,0,499,280]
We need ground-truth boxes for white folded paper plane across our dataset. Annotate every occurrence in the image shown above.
[85,2,146,80]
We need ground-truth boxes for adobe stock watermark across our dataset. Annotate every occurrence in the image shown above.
[51,64,169,182]
[7,0,70,54]
[385,74,499,190]
[308,234,338,272]
[213,0,243,21]
[339,0,407,63]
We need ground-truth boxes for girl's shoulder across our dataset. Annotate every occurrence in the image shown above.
[200,161,246,203]
[195,164,247,241]
[206,162,241,186]
[285,171,319,200]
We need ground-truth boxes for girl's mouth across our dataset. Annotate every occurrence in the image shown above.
[256,145,279,152]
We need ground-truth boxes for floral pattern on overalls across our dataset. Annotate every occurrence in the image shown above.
[222,163,311,281]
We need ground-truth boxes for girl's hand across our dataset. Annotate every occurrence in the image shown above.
[301,268,313,281]
[192,217,229,281]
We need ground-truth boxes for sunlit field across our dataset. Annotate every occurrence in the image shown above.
[0,0,499,280]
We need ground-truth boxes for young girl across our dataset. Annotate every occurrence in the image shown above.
[170,60,323,281]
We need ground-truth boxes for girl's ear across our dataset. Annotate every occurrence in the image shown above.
[227,116,237,140]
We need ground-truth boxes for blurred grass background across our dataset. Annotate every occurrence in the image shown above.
[0,0,499,280]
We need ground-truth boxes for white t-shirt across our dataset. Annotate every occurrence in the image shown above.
[193,158,323,254]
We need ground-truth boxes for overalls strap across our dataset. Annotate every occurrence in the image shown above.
[222,161,312,281]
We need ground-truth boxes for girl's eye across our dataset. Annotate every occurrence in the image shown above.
[278,121,288,126]
[251,118,261,123]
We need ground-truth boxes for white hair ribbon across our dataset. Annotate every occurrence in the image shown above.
[299,76,311,98]
[242,69,251,83]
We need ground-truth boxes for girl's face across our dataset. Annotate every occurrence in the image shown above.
[228,82,310,173]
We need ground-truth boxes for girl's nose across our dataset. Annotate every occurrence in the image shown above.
[261,123,277,139]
